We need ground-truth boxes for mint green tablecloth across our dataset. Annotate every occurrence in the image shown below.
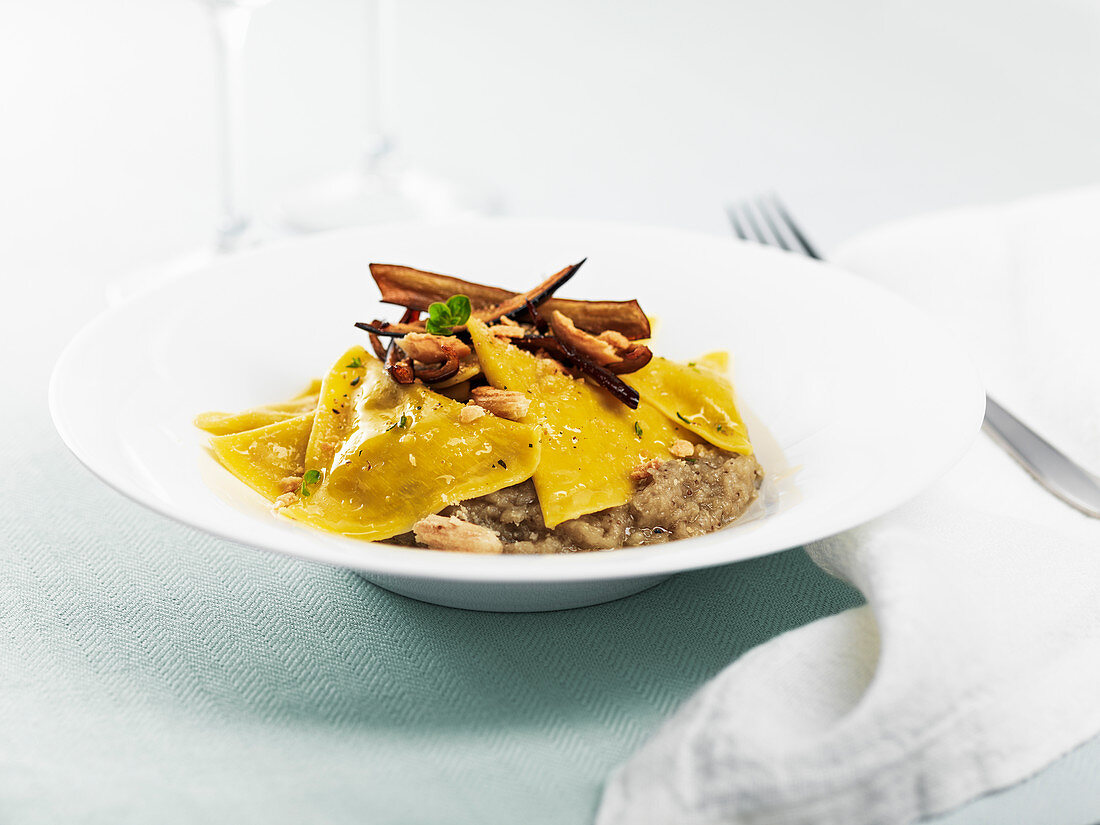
[0,390,862,823]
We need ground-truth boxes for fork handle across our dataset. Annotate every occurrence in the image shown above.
[983,396,1100,517]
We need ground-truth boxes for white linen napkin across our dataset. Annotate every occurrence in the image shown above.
[597,187,1100,825]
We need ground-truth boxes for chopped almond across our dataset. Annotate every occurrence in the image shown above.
[548,310,653,375]
[598,329,631,349]
[398,332,471,363]
[278,475,303,494]
[669,439,695,458]
[630,459,661,482]
[488,323,527,339]
[549,310,620,365]
[470,387,531,421]
[458,403,487,424]
[273,492,297,509]
[413,514,503,554]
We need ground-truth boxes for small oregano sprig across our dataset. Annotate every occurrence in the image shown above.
[425,294,472,335]
[300,469,323,497]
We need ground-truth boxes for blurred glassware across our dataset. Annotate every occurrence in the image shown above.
[206,0,272,252]
[280,0,499,232]
[106,0,270,306]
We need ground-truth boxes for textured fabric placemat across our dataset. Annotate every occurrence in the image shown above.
[1,359,861,824]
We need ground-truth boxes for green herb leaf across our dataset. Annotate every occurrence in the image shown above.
[634,421,643,438]
[346,357,363,369]
[425,308,449,334]
[425,294,472,334]
[676,412,691,425]
[446,294,472,324]
[716,423,723,432]
[300,468,323,497]
[350,376,361,387]
[398,414,409,428]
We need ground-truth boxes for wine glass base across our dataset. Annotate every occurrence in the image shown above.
[105,248,220,307]
[279,163,501,234]
[104,222,267,307]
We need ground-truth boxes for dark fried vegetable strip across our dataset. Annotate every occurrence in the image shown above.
[507,332,651,376]
[551,298,649,339]
[384,340,415,384]
[525,299,550,334]
[605,344,653,375]
[511,335,568,360]
[557,337,640,409]
[412,352,461,383]
[484,260,585,323]
[355,320,425,338]
[368,262,650,338]
[370,263,515,312]
[525,303,639,409]
[368,331,388,362]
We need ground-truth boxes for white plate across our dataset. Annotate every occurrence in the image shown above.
[50,219,984,611]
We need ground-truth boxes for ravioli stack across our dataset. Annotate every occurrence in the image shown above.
[196,333,753,542]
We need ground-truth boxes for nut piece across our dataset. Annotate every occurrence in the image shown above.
[598,329,631,350]
[458,403,487,424]
[413,514,504,554]
[630,459,661,482]
[488,322,527,339]
[470,386,531,421]
[278,475,303,494]
[548,310,653,374]
[548,310,620,365]
[397,332,471,363]
[273,492,297,509]
[669,439,695,458]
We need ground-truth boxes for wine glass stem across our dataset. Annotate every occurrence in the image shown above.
[364,0,394,168]
[210,4,254,252]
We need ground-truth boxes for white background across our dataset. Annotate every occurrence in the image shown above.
[4,0,1100,282]
[3,1,1100,821]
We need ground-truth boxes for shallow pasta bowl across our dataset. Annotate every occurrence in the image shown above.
[50,219,984,611]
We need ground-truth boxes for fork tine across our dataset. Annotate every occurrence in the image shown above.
[768,195,821,260]
[725,205,749,241]
[755,197,791,252]
[739,201,769,245]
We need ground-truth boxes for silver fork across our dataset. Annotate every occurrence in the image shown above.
[727,195,1100,519]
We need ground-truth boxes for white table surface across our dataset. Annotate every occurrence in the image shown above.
[4,0,1100,821]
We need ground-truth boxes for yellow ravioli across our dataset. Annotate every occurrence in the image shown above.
[624,355,753,454]
[208,413,314,500]
[282,346,542,540]
[194,380,321,436]
[467,319,698,528]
